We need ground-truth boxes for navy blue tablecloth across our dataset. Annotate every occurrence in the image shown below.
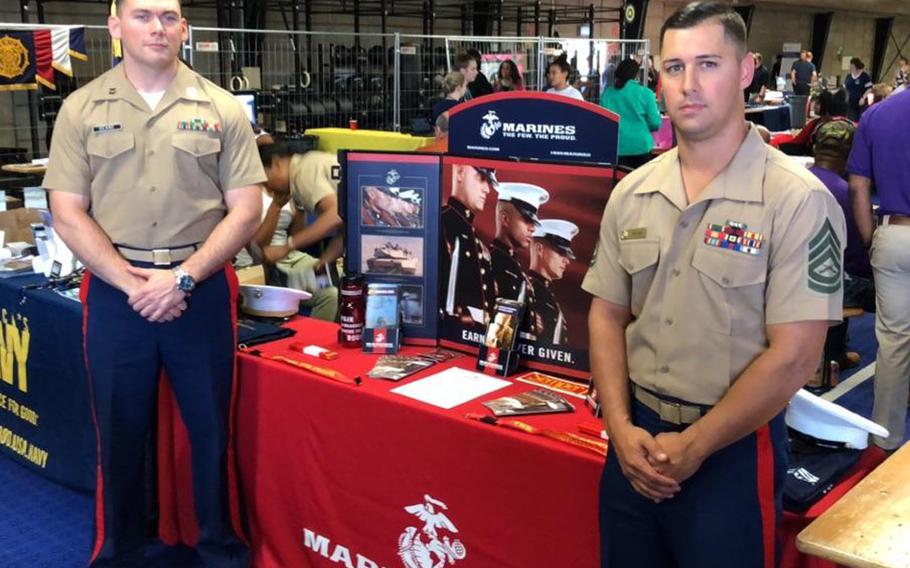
[0,274,94,492]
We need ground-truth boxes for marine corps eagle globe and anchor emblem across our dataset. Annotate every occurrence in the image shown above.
[480,110,502,140]
[398,495,467,568]
[0,35,29,80]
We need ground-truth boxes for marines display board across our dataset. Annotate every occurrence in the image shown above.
[342,152,442,345]
[439,156,615,379]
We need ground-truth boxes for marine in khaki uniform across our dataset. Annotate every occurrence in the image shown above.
[440,165,497,325]
[257,145,343,321]
[489,182,549,302]
[42,0,264,566]
[583,4,846,567]
[527,219,577,346]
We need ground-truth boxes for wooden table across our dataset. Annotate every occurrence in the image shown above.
[1,163,46,176]
[797,443,910,567]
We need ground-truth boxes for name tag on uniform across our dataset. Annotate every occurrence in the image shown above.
[619,227,647,241]
[177,118,221,132]
[92,123,122,134]
[704,220,764,256]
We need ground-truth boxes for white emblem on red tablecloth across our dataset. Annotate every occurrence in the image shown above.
[398,494,466,568]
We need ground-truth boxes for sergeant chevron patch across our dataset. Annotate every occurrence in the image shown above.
[807,218,842,294]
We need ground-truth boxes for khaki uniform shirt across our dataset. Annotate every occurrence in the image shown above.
[42,62,265,248]
[290,151,338,215]
[582,126,846,406]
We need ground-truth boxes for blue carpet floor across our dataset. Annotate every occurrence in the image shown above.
[0,456,201,567]
[0,313,906,567]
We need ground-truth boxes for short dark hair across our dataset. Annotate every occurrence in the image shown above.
[850,57,865,70]
[258,142,293,168]
[816,89,848,118]
[466,48,482,68]
[454,52,475,71]
[901,56,909,65]
[548,59,570,75]
[614,58,641,89]
[660,1,747,57]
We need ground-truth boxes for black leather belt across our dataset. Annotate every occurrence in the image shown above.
[632,383,709,425]
[116,244,198,266]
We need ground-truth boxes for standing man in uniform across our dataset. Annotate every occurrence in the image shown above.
[42,0,265,565]
[528,219,577,346]
[583,3,845,566]
[440,165,497,326]
[848,87,910,451]
[489,183,549,302]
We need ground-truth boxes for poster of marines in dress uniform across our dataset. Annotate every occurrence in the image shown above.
[438,156,615,379]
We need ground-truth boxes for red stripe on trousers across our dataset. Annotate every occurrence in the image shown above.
[79,271,106,564]
[224,263,247,543]
[755,424,776,568]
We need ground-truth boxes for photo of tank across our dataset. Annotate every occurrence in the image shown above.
[361,235,424,276]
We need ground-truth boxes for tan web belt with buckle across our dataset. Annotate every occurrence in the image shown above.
[632,384,707,425]
[117,245,198,266]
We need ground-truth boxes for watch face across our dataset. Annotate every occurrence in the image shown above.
[177,273,195,292]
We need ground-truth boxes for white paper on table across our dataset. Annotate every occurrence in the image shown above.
[391,367,511,410]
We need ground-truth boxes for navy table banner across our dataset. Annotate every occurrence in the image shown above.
[0,274,95,492]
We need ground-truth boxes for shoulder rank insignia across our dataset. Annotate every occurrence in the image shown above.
[807,218,842,294]
[177,117,220,132]
[704,220,764,256]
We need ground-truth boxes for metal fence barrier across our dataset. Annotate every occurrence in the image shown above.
[0,24,650,167]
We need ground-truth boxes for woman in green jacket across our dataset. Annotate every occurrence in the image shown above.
[600,58,663,169]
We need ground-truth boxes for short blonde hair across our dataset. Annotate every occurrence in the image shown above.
[442,71,466,95]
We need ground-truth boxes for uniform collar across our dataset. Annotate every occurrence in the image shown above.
[528,269,549,285]
[92,61,210,109]
[491,238,516,257]
[634,124,767,208]
[446,196,475,224]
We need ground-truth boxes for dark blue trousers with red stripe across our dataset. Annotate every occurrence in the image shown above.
[600,397,788,568]
[81,263,247,568]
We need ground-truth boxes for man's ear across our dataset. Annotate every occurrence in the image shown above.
[740,51,755,90]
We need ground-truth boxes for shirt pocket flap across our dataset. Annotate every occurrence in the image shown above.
[618,239,660,274]
[172,134,221,157]
[692,246,767,288]
[86,131,135,159]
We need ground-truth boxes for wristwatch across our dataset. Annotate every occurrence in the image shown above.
[173,266,196,294]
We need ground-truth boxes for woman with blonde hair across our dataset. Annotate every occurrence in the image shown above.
[431,70,467,123]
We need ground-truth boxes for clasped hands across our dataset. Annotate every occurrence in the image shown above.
[125,265,187,323]
[610,422,707,503]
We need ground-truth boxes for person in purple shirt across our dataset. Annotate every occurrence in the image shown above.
[810,120,873,371]
[847,87,910,451]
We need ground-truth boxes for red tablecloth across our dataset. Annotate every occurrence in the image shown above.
[156,317,885,568]
[163,317,604,567]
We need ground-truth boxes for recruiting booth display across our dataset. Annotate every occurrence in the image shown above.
[342,152,443,346]
[438,156,614,379]
[342,92,619,380]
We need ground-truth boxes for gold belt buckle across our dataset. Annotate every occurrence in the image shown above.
[152,249,171,266]
[658,400,683,425]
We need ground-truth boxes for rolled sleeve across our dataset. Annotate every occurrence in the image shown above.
[765,189,846,325]
[42,99,90,197]
[218,101,267,192]
[846,115,873,178]
[582,199,630,306]
[291,152,338,214]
